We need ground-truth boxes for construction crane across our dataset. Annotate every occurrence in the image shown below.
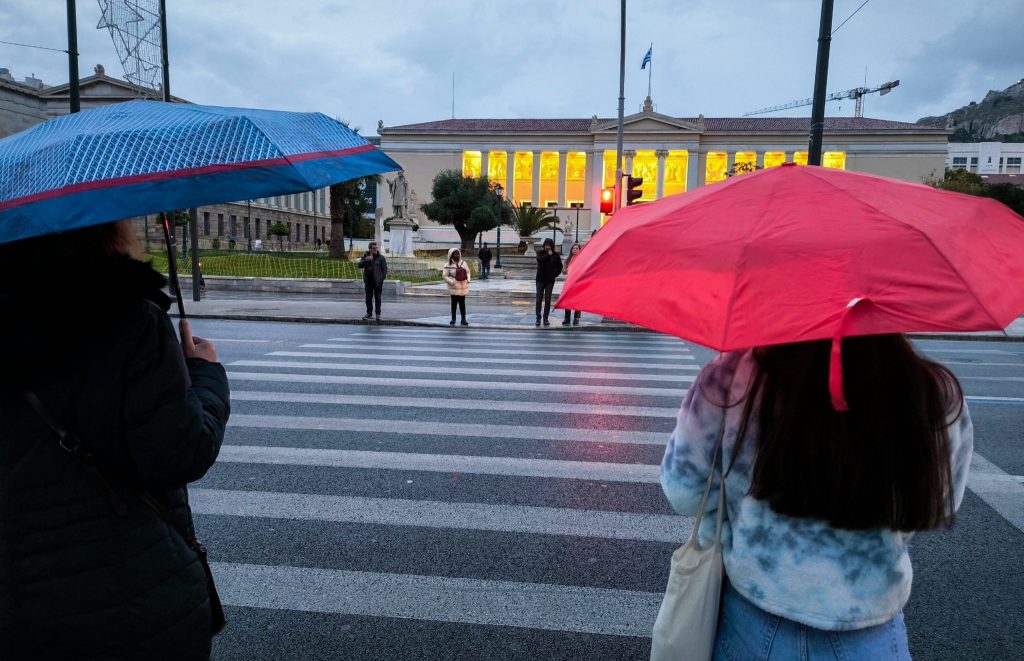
[744,80,900,118]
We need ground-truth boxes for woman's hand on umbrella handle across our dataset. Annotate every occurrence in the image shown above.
[180,319,218,363]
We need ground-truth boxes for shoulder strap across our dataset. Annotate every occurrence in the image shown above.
[23,392,202,549]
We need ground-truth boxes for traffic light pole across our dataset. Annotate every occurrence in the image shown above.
[614,0,626,212]
[807,0,834,166]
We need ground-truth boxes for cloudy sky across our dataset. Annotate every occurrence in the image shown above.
[2,1,1020,131]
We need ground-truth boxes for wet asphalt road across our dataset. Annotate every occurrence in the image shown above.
[187,320,1023,660]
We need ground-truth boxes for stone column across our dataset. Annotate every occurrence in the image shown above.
[557,152,567,207]
[531,151,541,206]
[656,149,668,199]
[480,150,490,181]
[687,150,699,191]
[624,149,636,177]
[584,151,596,234]
[727,151,735,175]
[504,151,515,200]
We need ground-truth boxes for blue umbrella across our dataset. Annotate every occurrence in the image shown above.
[0,100,400,244]
[0,100,401,315]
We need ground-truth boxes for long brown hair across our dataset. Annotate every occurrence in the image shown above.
[732,334,962,532]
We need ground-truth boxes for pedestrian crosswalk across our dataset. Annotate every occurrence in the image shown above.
[198,324,697,659]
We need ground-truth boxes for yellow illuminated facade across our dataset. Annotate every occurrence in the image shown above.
[633,151,658,202]
[488,151,507,185]
[664,150,688,196]
[540,151,559,206]
[733,151,757,175]
[823,151,847,169]
[793,151,809,166]
[764,151,786,168]
[565,152,586,204]
[462,150,482,178]
[706,152,728,184]
[603,150,625,188]
[513,152,533,205]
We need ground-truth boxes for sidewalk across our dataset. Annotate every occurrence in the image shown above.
[169,284,1024,340]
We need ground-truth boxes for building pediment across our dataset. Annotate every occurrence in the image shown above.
[38,73,183,102]
[592,112,702,134]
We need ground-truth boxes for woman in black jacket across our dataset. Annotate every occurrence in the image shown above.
[535,238,563,326]
[0,220,231,660]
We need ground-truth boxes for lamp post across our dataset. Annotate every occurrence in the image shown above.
[494,184,503,268]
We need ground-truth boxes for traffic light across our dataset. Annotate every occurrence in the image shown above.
[600,187,614,214]
[625,176,644,206]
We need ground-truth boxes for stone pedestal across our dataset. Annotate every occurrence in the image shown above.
[388,218,416,257]
[518,235,537,254]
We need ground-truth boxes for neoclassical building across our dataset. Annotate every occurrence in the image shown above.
[378,103,949,239]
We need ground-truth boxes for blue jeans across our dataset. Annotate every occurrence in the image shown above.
[481,262,491,279]
[714,583,911,661]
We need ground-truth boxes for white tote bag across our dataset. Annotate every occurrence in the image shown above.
[650,435,727,661]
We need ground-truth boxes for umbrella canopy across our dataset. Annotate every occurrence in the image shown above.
[558,164,1024,408]
[0,100,401,244]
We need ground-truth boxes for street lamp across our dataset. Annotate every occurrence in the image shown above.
[494,183,504,268]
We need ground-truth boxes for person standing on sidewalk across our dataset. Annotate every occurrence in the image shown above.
[443,247,471,326]
[561,242,583,326]
[358,241,388,321]
[535,238,562,327]
[478,242,492,280]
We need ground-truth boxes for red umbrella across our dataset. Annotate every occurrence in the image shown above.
[558,164,1024,409]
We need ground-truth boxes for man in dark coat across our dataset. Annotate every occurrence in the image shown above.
[535,237,563,326]
[358,241,388,321]
[0,221,231,660]
[478,242,493,280]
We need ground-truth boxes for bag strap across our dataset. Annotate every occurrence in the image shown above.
[688,369,735,546]
[23,392,205,553]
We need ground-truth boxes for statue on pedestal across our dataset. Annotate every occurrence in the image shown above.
[387,171,409,219]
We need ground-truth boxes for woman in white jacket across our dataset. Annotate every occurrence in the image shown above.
[442,247,471,326]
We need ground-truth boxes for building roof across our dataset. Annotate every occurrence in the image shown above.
[382,116,944,134]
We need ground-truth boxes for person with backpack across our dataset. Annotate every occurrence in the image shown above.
[442,247,471,326]
[661,336,973,659]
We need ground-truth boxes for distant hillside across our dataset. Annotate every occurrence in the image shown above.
[917,78,1024,143]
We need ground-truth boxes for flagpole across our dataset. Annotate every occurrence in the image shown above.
[647,43,652,99]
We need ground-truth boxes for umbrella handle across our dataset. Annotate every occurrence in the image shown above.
[829,297,870,412]
[161,212,187,319]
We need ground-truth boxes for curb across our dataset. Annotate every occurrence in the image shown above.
[173,311,1023,340]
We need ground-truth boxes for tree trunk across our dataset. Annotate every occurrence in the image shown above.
[329,220,345,258]
[456,226,476,251]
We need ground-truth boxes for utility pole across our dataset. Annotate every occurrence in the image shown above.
[159,0,171,102]
[66,0,80,113]
[807,0,834,166]
[614,0,626,211]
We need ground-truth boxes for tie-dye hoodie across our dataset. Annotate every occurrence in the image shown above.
[661,349,973,631]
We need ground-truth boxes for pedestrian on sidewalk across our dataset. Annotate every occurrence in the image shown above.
[661,336,972,659]
[0,220,231,659]
[535,238,562,326]
[443,247,471,326]
[358,241,388,321]
[478,242,492,280]
[561,242,583,326]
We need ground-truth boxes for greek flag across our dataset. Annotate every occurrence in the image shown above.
[641,46,652,70]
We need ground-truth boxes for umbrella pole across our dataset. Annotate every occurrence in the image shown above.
[161,212,187,319]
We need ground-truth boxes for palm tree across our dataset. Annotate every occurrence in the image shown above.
[509,203,558,238]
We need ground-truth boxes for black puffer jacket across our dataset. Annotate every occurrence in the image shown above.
[0,256,230,660]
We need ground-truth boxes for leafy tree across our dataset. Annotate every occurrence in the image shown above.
[928,168,1024,218]
[983,183,1024,218]
[268,222,290,250]
[330,176,379,258]
[509,203,558,237]
[420,169,506,250]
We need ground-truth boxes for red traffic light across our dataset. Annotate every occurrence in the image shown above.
[626,176,644,206]
[600,187,614,214]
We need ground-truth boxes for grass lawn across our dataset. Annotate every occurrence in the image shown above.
[146,250,443,282]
